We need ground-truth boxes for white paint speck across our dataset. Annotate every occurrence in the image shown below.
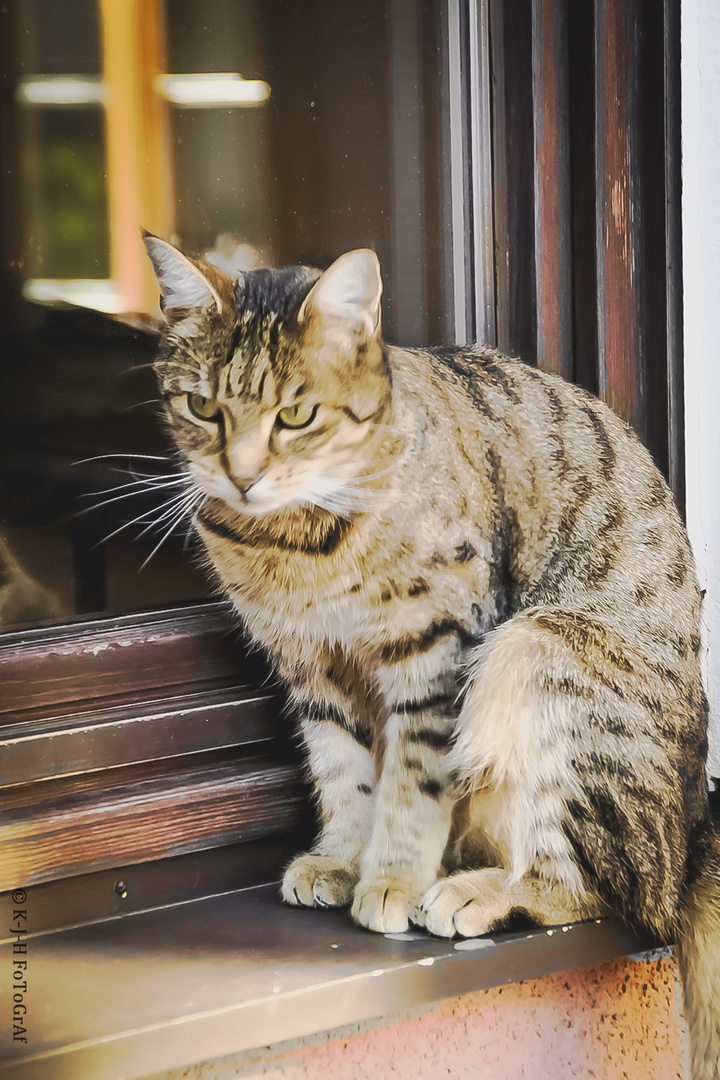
[417,957,434,966]
[453,939,496,952]
[370,969,385,977]
[330,943,339,949]
[86,642,110,656]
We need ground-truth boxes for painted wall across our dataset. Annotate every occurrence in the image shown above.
[146,954,686,1079]
[682,0,720,774]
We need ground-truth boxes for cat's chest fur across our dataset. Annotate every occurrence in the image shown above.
[197,485,500,660]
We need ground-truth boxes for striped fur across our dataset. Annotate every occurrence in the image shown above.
[147,238,719,1079]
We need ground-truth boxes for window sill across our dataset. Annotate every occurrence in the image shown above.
[1,881,660,1080]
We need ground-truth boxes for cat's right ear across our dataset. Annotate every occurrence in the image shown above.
[143,231,223,316]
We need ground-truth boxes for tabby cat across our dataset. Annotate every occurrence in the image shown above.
[145,234,720,1079]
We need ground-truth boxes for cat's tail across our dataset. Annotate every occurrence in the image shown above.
[678,821,720,1080]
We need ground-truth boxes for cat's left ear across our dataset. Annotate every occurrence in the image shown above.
[298,249,382,337]
[143,231,224,316]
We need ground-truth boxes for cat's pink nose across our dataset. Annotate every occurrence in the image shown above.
[226,431,269,488]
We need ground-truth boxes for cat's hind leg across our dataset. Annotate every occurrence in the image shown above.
[428,605,690,941]
[414,613,634,941]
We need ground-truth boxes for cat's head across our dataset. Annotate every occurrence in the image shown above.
[145,234,391,518]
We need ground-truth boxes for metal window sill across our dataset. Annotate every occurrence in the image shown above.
[1,882,659,1080]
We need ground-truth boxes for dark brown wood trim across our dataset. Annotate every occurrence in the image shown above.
[0,602,268,716]
[595,0,635,426]
[1,754,305,891]
[0,602,306,899]
[533,0,573,379]
[490,0,537,362]
[2,686,279,787]
[663,0,685,513]
[0,838,302,943]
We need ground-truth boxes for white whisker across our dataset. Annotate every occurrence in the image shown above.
[95,487,197,546]
[306,481,387,516]
[71,453,173,466]
[83,464,176,481]
[125,361,158,373]
[73,471,192,524]
[72,447,203,566]
[329,462,395,482]
[124,464,187,484]
[97,511,160,547]
[137,492,205,571]
[133,490,199,539]
[78,476,187,504]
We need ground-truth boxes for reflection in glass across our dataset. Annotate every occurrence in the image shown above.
[19,108,109,280]
[1,0,449,632]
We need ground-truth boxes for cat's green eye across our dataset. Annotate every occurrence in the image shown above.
[277,401,319,430]
[188,393,220,422]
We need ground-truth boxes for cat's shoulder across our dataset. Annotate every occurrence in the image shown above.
[393,343,594,409]
[427,346,637,428]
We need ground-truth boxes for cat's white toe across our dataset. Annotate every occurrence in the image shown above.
[420,880,467,937]
[351,881,414,933]
[451,898,494,937]
[421,869,512,937]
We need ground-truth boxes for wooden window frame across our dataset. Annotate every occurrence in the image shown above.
[0,603,311,932]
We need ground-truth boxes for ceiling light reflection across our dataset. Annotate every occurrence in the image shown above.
[156,74,271,107]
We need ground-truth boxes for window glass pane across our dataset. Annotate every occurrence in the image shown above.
[19,108,110,279]
[166,0,265,75]
[171,109,273,265]
[0,0,449,633]
[15,0,101,76]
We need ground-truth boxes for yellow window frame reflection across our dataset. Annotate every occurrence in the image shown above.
[20,0,270,315]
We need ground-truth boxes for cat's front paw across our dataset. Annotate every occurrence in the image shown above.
[282,853,358,909]
[419,868,511,938]
[351,878,421,933]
